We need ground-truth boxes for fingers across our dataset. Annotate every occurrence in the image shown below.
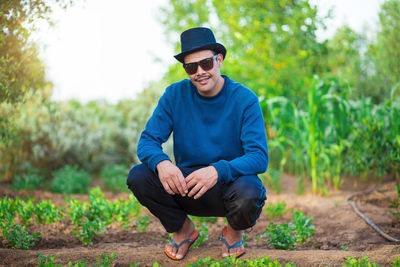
[162,181,174,195]
[193,186,208,199]
[187,183,202,198]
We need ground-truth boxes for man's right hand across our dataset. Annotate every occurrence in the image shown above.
[156,160,188,196]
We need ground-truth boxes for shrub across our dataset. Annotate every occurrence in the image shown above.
[265,201,287,219]
[50,165,92,194]
[99,164,129,192]
[11,168,44,190]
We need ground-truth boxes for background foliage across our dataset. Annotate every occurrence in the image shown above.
[0,0,399,194]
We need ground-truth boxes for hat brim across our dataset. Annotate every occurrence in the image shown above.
[174,43,226,63]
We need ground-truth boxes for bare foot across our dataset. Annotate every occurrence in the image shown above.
[165,217,195,260]
[221,224,245,258]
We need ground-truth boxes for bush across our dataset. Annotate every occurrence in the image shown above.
[100,164,129,192]
[50,165,92,194]
[11,168,44,191]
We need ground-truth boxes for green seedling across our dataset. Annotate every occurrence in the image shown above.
[343,256,379,267]
[135,215,150,232]
[2,223,41,249]
[265,201,287,219]
[192,223,209,248]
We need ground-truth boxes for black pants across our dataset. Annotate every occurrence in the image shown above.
[126,164,267,233]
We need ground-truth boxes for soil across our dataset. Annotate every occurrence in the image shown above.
[0,174,399,267]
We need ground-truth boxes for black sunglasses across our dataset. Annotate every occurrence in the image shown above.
[183,54,218,75]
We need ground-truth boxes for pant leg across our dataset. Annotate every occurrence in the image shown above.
[222,175,267,230]
[127,164,266,232]
[126,164,187,233]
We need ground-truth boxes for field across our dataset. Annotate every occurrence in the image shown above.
[1,174,399,267]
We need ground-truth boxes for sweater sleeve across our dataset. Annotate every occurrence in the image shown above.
[211,99,269,183]
[137,90,173,173]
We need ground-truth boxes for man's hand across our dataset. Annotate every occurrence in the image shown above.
[156,160,188,196]
[186,166,218,199]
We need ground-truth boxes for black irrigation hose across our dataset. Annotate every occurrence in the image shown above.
[346,189,400,243]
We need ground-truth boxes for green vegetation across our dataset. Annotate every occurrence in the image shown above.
[51,165,92,194]
[258,210,315,250]
[100,164,130,192]
[0,187,142,247]
[11,168,44,190]
[389,185,400,224]
[37,253,116,267]
[343,256,379,267]
[187,254,296,267]
[264,201,288,219]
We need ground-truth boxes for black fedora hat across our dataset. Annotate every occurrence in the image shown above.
[174,27,227,63]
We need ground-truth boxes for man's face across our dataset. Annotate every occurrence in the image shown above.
[183,50,223,97]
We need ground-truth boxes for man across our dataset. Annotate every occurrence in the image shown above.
[127,27,268,260]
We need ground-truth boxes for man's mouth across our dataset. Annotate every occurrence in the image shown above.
[195,75,211,85]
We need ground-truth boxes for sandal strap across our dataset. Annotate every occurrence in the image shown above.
[220,235,243,251]
[170,238,194,250]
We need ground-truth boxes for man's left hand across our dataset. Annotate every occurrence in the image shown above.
[186,166,218,199]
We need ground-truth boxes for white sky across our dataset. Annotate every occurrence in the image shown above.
[34,0,383,103]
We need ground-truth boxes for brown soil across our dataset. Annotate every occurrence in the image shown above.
[1,174,399,267]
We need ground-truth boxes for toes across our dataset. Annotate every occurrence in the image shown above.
[166,244,177,256]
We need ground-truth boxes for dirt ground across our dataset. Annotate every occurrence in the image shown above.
[1,174,399,267]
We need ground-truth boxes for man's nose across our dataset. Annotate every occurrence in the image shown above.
[196,64,207,75]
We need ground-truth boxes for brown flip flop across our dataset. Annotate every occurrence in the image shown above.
[164,229,199,260]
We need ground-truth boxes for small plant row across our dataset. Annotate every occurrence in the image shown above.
[0,187,149,249]
[12,164,130,194]
[35,253,400,267]
[257,210,315,250]
[188,255,400,267]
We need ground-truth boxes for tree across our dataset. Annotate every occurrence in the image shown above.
[369,0,400,101]
[0,0,72,103]
[159,0,327,102]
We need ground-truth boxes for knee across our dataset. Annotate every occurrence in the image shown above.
[230,186,266,213]
[126,164,152,191]
[225,176,267,229]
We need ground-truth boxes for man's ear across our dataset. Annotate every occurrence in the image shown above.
[217,53,224,66]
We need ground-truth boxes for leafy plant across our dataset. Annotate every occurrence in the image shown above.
[192,223,209,248]
[135,215,150,232]
[50,165,92,194]
[342,256,379,267]
[11,168,44,190]
[2,223,41,250]
[259,210,315,249]
[389,185,400,224]
[100,164,129,192]
[187,254,296,266]
[17,197,36,226]
[392,256,400,267]
[265,201,287,219]
[291,211,315,244]
[261,169,282,193]
[264,222,297,250]
[37,254,60,267]
[35,200,63,224]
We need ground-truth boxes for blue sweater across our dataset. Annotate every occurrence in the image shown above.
[137,75,269,183]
